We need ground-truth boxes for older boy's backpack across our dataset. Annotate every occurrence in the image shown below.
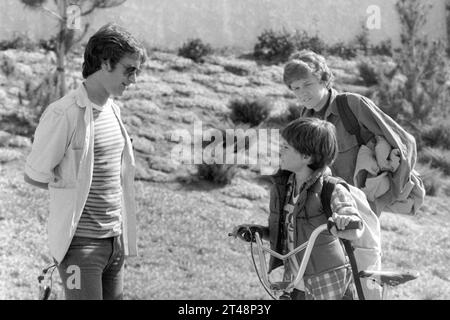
[335,94,425,216]
[321,176,382,300]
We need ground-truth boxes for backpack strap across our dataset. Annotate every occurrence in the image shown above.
[335,94,364,146]
[321,177,366,300]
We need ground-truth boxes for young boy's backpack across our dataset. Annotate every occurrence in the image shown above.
[321,175,382,300]
[335,94,425,216]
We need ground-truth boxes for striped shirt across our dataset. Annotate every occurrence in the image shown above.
[75,103,125,238]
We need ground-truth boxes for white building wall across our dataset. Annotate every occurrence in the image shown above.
[0,0,447,50]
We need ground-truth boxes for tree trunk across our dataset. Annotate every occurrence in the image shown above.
[56,0,68,97]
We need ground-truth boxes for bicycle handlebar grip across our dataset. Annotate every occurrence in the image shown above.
[327,219,363,232]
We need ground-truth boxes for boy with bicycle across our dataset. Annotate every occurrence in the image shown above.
[234,117,363,300]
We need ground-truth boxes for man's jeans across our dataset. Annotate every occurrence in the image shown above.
[57,235,124,300]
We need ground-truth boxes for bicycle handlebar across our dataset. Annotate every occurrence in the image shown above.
[229,219,363,294]
[327,219,362,232]
[228,218,362,239]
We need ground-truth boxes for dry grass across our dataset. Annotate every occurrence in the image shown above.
[1,155,449,300]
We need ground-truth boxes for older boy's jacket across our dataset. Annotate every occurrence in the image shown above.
[303,89,424,215]
[267,170,348,276]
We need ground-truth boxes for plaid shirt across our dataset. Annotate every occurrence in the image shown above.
[304,266,355,300]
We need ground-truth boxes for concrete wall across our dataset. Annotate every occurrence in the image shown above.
[0,0,447,50]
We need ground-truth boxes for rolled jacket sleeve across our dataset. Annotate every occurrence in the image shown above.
[25,107,71,183]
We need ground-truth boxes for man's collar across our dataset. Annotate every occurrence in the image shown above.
[74,83,91,109]
[75,82,112,111]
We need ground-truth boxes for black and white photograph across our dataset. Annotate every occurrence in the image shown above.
[0,0,448,304]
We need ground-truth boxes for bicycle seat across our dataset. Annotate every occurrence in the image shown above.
[359,270,419,287]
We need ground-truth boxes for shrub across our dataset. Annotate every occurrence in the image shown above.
[195,163,238,185]
[355,28,370,55]
[420,121,450,150]
[253,29,295,63]
[416,162,443,196]
[292,31,327,55]
[262,102,303,129]
[0,33,36,51]
[358,61,379,86]
[0,111,37,137]
[0,148,22,164]
[39,38,57,52]
[371,40,393,57]
[286,103,303,122]
[327,42,358,59]
[419,147,450,175]
[1,55,15,77]
[196,127,239,184]
[228,98,271,127]
[178,38,213,63]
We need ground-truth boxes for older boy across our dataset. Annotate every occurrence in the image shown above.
[24,23,146,300]
[282,50,422,216]
[234,118,363,300]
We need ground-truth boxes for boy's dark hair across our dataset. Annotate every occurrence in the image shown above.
[281,117,338,170]
[82,23,146,79]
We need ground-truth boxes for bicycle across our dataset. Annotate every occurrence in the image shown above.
[229,220,419,300]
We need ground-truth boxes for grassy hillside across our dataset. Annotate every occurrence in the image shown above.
[0,48,449,300]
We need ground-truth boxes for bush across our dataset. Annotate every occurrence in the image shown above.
[253,29,295,63]
[358,61,379,86]
[285,103,303,122]
[416,162,443,196]
[292,31,327,55]
[0,33,36,51]
[371,40,393,57]
[196,164,238,185]
[355,28,370,55]
[420,121,450,150]
[0,111,37,137]
[0,148,22,164]
[1,55,15,77]
[262,102,303,129]
[178,38,213,63]
[229,98,271,127]
[39,38,57,52]
[419,147,450,175]
[327,42,358,59]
